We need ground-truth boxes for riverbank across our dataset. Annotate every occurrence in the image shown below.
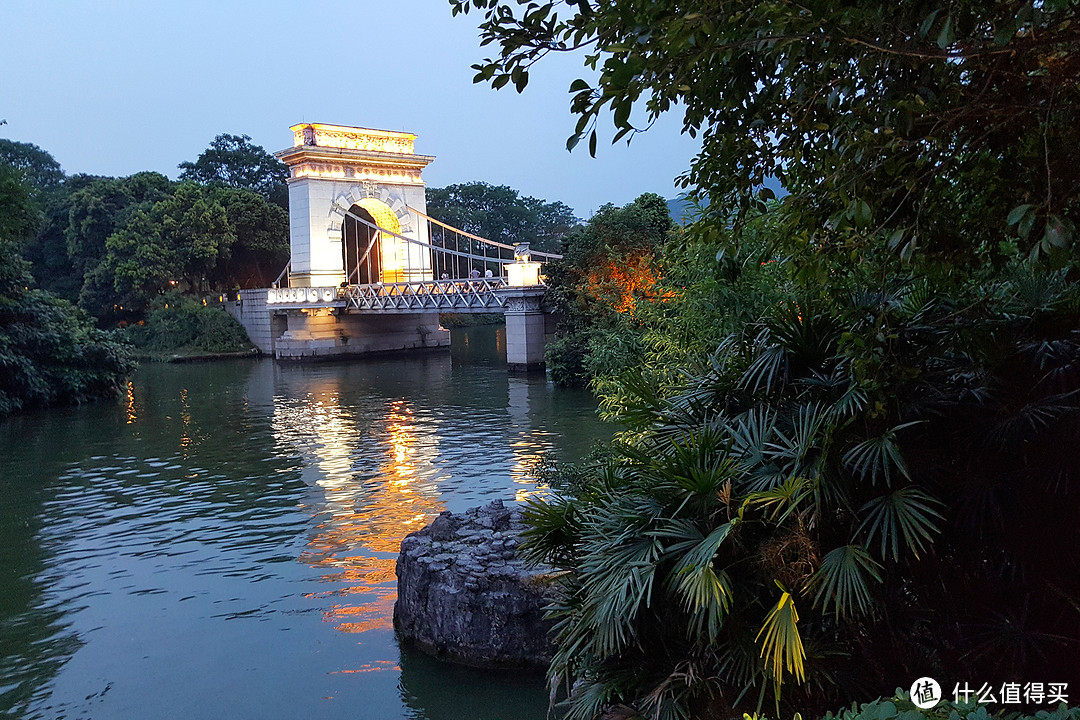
[131,347,261,363]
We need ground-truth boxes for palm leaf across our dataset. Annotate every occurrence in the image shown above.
[655,427,746,500]
[746,475,816,523]
[765,403,826,475]
[730,408,788,492]
[842,421,920,487]
[858,486,944,561]
[809,545,883,619]
[756,588,807,695]
[740,340,788,394]
[520,494,580,567]
[665,522,738,639]
[828,378,869,421]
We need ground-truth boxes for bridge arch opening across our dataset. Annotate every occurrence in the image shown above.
[342,199,402,285]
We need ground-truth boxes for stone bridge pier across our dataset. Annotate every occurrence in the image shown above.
[497,286,552,373]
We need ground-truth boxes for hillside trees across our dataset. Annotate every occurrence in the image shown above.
[1,135,290,320]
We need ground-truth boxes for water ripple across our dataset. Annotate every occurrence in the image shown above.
[1,336,609,719]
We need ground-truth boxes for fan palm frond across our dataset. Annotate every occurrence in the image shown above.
[756,588,807,698]
[858,486,944,562]
[741,338,788,395]
[809,545,883,619]
[842,421,920,487]
[520,493,580,567]
[746,476,816,523]
[766,403,826,476]
[665,522,738,638]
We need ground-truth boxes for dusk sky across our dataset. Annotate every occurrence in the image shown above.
[0,1,701,218]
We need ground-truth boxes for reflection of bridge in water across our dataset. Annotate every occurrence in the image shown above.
[229,123,561,371]
[265,361,574,637]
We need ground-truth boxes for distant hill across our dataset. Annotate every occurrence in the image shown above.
[666,195,696,224]
[667,177,788,225]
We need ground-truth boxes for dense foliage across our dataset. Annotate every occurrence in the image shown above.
[0,166,132,416]
[453,2,1080,719]
[124,293,254,355]
[453,0,1079,264]
[2,137,288,321]
[527,261,1080,718]
[178,133,289,208]
[0,139,64,192]
[544,192,672,384]
[809,694,1077,720]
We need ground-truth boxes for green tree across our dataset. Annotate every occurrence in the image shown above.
[426,181,579,254]
[545,192,672,384]
[179,133,289,208]
[0,163,40,241]
[0,138,64,193]
[211,187,289,288]
[0,141,81,298]
[65,172,172,281]
[0,165,132,416]
[18,173,103,302]
[453,0,1079,264]
[104,183,234,310]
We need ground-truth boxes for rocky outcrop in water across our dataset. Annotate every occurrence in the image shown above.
[393,500,554,669]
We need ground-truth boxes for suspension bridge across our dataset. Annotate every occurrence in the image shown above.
[228,123,562,369]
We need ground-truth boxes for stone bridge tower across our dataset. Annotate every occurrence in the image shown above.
[275,123,435,288]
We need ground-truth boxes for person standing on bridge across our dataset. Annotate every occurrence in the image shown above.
[484,268,493,278]
[469,268,480,279]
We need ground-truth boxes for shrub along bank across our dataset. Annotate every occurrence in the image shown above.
[124,293,254,359]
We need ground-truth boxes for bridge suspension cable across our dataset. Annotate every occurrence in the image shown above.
[274,205,562,289]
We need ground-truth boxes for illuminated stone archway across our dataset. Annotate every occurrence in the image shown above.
[275,123,435,287]
[342,197,436,285]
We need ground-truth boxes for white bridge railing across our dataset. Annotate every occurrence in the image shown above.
[344,278,508,313]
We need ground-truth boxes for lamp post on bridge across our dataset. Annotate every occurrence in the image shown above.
[497,243,550,373]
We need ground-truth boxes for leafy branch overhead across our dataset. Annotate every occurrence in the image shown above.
[453,0,1080,258]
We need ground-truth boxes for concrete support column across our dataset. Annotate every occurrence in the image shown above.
[498,287,549,373]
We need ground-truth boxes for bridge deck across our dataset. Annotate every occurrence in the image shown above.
[345,279,510,313]
[266,279,529,314]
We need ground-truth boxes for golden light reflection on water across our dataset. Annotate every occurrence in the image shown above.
[179,388,193,451]
[125,381,136,424]
[274,384,446,634]
[330,660,402,674]
[509,437,553,503]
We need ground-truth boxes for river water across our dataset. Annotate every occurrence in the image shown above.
[0,326,609,720]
